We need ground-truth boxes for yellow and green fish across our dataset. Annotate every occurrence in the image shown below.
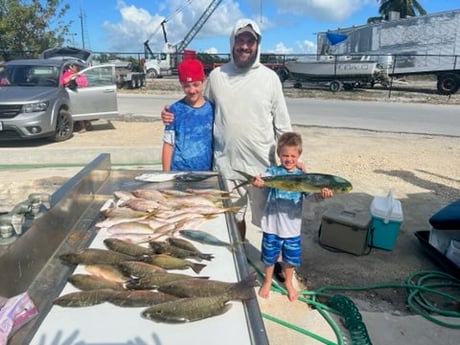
[233,169,352,193]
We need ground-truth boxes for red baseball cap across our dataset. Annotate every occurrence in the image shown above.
[178,59,205,83]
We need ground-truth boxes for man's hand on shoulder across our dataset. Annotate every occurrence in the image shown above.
[161,105,174,124]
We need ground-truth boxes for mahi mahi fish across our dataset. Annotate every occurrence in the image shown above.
[233,169,353,193]
[141,273,256,323]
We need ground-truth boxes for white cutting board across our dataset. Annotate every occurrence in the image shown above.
[30,213,254,345]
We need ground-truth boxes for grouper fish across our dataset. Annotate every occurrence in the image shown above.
[157,271,259,298]
[233,169,353,193]
[54,288,179,308]
[141,272,257,323]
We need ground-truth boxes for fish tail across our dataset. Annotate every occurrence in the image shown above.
[232,170,255,191]
[191,262,207,274]
[231,180,249,191]
[230,205,244,212]
[233,169,254,181]
[198,253,215,261]
[228,272,258,300]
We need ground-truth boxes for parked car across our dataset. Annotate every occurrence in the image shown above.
[0,47,118,142]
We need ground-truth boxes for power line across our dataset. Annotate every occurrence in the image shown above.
[146,0,194,43]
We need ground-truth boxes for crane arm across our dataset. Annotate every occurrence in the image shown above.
[175,0,223,53]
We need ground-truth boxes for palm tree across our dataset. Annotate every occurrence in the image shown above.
[378,0,427,20]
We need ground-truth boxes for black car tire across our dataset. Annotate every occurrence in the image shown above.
[52,109,73,142]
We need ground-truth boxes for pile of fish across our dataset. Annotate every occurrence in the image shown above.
[96,187,239,244]
[54,186,257,323]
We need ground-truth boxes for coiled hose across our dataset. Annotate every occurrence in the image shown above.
[249,258,460,345]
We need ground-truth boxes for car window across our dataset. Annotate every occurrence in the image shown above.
[4,65,59,86]
[83,65,114,87]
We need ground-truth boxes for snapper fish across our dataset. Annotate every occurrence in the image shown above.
[67,274,125,291]
[233,169,353,193]
[85,264,129,283]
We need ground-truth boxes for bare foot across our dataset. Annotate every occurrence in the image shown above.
[285,283,298,301]
[258,282,271,299]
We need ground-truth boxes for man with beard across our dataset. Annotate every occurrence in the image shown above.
[162,19,292,244]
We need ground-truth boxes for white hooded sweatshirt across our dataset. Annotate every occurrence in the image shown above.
[206,18,292,180]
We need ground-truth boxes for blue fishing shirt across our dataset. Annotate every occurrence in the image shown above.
[164,98,214,171]
[261,165,309,238]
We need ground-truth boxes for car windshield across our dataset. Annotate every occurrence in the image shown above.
[0,65,60,87]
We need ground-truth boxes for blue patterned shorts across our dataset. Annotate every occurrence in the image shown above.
[260,232,301,267]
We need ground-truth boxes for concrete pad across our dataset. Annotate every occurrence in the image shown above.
[245,222,337,345]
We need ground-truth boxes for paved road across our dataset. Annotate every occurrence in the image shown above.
[118,93,460,137]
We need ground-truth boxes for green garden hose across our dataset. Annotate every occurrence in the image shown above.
[249,258,460,345]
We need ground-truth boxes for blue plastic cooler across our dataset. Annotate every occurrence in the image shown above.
[369,192,404,250]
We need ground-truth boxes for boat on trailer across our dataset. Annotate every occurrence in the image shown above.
[285,55,389,91]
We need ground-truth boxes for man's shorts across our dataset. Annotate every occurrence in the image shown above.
[226,179,268,226]
[260,232,301,267]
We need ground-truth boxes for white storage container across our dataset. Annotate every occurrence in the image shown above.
[369,191,403,250]
[445,239,460,267]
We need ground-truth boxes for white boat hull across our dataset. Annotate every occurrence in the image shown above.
[285,60,385,83]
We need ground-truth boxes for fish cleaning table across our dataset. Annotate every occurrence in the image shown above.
[4,154,268,345]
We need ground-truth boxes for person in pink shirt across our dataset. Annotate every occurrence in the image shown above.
[61,63,90,132]
[61,63,88,87]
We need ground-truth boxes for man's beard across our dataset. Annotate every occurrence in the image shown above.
[233,48,257,68]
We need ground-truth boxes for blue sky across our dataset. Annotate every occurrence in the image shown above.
[62,0,459,54]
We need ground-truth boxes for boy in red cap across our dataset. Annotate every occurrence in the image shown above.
[162,58,214,171]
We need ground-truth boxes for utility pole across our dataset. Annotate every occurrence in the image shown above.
[79,8,85,48]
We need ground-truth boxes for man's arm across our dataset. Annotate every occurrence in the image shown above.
[161,105,174,124]
[162,142,173,171]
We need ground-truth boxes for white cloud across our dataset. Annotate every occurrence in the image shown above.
[203,47,219,54]
[269,42,292,54]
[100,0,373,54]
[103,0,243,52]
[298,40,317,53]
[276,0,373,21]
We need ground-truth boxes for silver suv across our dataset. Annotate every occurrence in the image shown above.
[0,47,118,142]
